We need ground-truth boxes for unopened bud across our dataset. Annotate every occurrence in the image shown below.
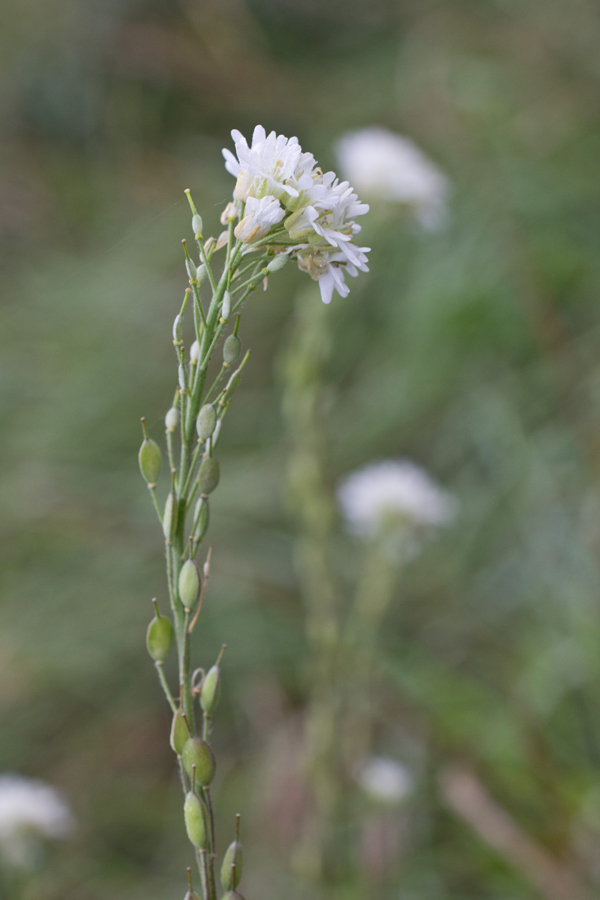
[139,439,162,486]
[163,492,177,541]
[193,497,210,541]
[170,707,190,755]
[173,314,183,342]
[196,264,206,283]
[178,559,200,610]
[192,214,203,237]
[182,736,216,785]
[186,258,197,281]
[200,664,221,715]
[198,457,220,495]
[184,791,209,848]
[146,613,174,662]
[215,230,228,251]
[190,340,200,363]
[221,841,243,891]
[165,407,179,431]
[221,372,240,405]
[221,202,236,225]
[223,334,241,364]
[196,405,216,440]
[221,290,231,322]
[267,254,289,273]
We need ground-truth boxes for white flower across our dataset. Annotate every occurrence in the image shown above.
[335,127,450,231]
[223,125,309,202]
[0,774,73,867]
[234,195,285,243]
[338,459,456,538]
[356,757,414,805]
[297,247,368,305]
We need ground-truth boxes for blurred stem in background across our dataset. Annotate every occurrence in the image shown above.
[281,289,343,883]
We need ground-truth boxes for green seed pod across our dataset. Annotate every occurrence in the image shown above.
[178,559,200,610]
[221,373,240,405]
[192,214,203,237]
[173,314,183,342]
[146,614,174,662]
[182,736,216,786]
[196,404,217,440]
[221,841,243,891]
[186,258,197,281]
[178,364,187,392]
[200,664,221,715]
[198,457,220,495]
[193,497,209,541]
[221,290,231,322]
[139,439,161,486]
[162,492,177,541]
[184,791,208,848]
[170,708,190,755]
[190,340,200,363]
[196,264,206,284]
[267,253,289,273]
[223,334,242,365]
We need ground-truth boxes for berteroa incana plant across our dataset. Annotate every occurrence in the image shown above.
[138,125,370,899]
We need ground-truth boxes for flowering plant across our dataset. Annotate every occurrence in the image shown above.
[138,126,369,899]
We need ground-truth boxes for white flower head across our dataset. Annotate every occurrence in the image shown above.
[335,127,450,231]
[234,195,285,244]
[0,774,73,867]
[338,459,456,539]
[223,126,370,303]
[356,757,414,805]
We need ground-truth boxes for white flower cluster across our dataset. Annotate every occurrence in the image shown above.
[223,126,370,305]
[338,459,456,539]
[0,774,73,866]
[335,127,449,231]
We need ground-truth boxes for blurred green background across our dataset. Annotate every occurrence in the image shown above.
[2,0,600,897]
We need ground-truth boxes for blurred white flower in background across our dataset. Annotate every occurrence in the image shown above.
[337,459,456,539]
[356,756,414,805]
[0,774,73,867]
[335,127,450,231]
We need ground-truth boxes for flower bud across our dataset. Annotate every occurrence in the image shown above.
[196,404,216,440]
[165,407,179,432]
[192,214,203,238]
[173,314,183,342]
[190,340,200,363]
[221,841,243,891]
[221,291,231,322]
[198,457,220,495]
[182,736,216,786]
[184,791,208,848]
[170,707,190,755]
[200,664,221,715]
[163,492,177,541]
[223,334,241,365]
[139,439,162,486]
[221,373,240,405]
[178,559,200,610]
[146,613,174,662]
[267,254,289,273]
[193,497,210,541]
[196,264,206,284]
